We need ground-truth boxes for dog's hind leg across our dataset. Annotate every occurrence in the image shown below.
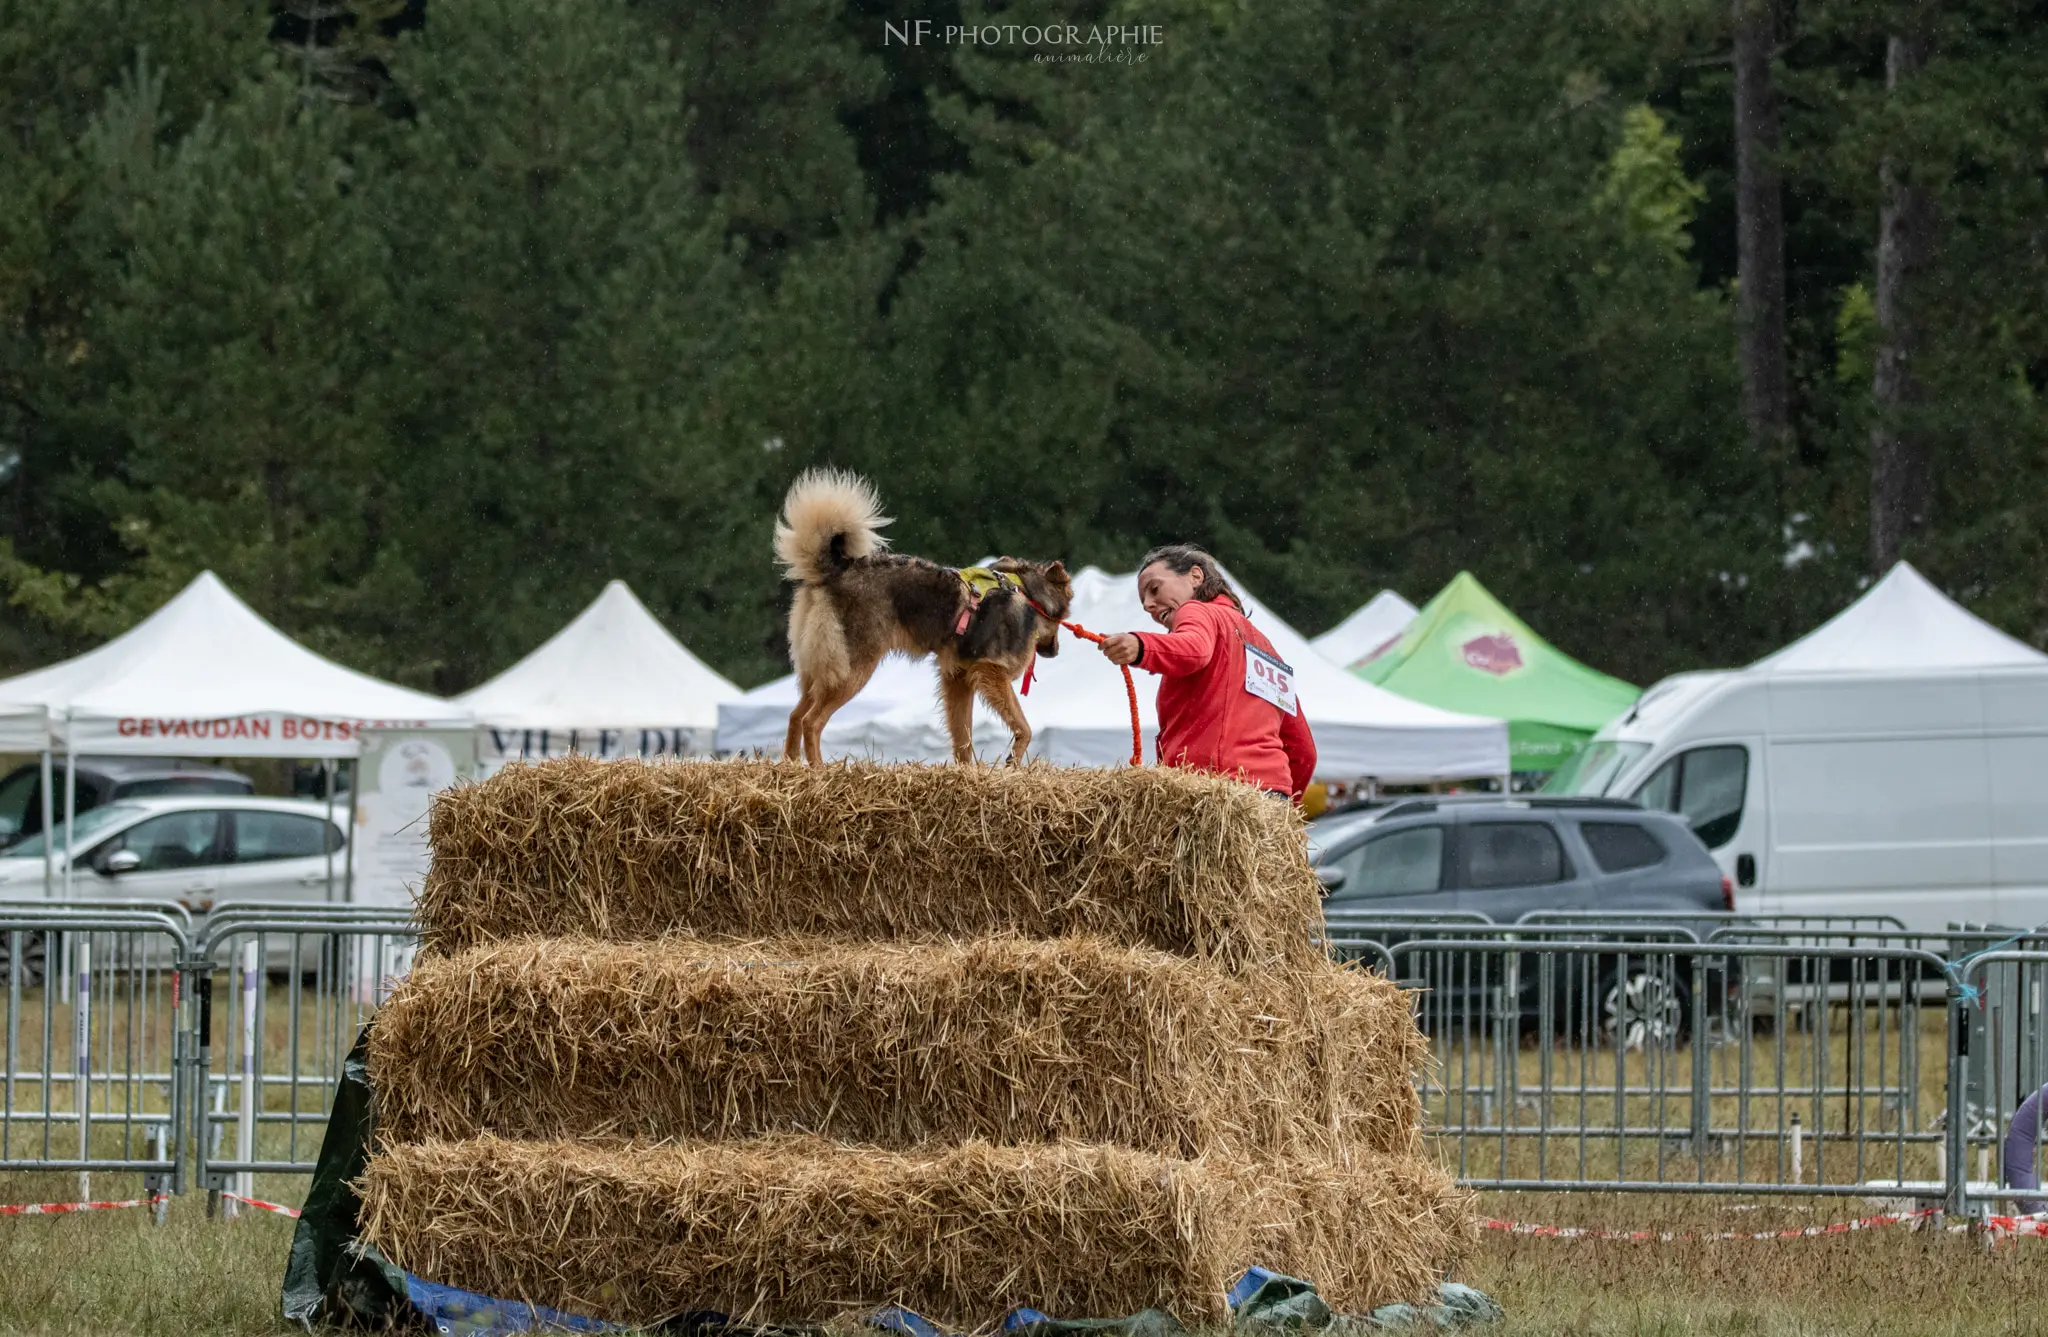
[783,681,814,762]
[939,665,979,764]
[970,668,1033,766]
[802,656,881,765]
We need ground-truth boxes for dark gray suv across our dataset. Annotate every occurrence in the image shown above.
[1310,797,1731,1047]
[1308,796,1730,921]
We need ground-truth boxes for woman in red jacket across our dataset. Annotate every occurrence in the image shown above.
[1098,544,1317,801]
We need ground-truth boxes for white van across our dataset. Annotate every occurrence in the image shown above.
[1544,565,2048,932]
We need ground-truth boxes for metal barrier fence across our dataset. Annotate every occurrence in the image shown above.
[1349,935,1953,1199]
[189,911,415,1217]
[1,909,190,1216]
[1519,910,1909,938]
[0,902,416,1219]
[1949,950,2048,1216]
[4,899,2048,1224]
[1326,917,2048,1217]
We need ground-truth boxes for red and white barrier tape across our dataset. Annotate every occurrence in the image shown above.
[0,1193,166,1217]
[1984,1212,2048,1238]
[221,1192,301,1219]
[1485,1205,2048,1242]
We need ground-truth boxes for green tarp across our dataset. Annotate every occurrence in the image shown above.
[1352,573,1638,772]
[281,1026,413,1330]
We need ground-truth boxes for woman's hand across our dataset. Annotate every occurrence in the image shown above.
[1099,633,1142,666]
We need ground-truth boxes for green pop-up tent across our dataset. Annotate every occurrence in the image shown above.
[1352,572,1638,772]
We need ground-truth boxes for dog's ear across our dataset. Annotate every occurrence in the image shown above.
[991,556,1025,574]
[1044,560,1069,583]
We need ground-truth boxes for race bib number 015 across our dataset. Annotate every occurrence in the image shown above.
[1243,643,1298,715]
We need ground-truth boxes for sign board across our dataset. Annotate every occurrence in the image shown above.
[351,727,479,909]
[473,725,715,777]
[61,712,449,758]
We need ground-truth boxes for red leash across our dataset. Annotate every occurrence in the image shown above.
[1018,613,1141,767]
[1017,593,1143,767]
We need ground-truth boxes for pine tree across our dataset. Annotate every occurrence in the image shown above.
[10,63,404,662]
[363,0,761,687]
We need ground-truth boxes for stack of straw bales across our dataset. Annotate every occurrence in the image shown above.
[359,758,1468,1327]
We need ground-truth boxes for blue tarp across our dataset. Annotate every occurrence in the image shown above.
[403,1273,631,1335]
[392,1264,1500,1337]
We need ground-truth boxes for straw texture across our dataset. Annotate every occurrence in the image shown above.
[418,758,1323,972]
[367,936,1425,1158]
[357,1136,1470,1328]
[370,755,1471,1324]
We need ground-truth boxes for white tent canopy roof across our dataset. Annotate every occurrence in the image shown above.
[719,564,1508,781]
[457,581,740,739]
[1310,590,1419,669]
[1752,562,2048,674]
[0,571,467,757]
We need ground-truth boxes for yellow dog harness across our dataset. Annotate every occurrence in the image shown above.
[957,566,1020,602]
[953,565,1024,635]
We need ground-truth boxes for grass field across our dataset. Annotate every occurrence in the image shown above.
[1,1173,2044,1337]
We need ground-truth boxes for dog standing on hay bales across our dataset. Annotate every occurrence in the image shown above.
[775,469,1073,765]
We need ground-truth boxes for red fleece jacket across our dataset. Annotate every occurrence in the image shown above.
[1130,597,1317,799]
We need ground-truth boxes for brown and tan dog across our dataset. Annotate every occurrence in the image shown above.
[773,469,1072,765]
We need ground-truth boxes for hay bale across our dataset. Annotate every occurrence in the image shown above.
[418,759,1321,972]
[367,936,1425,1158]
[357,1135,1470,1327]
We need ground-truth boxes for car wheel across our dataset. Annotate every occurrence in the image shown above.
[0,929,47,988]
[1599,959,1690,1051]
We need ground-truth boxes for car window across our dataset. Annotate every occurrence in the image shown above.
[1580,821,1666,873]
[1305,811,1383,863]
[0,768,36,842]
[117,777,251,798]
[1463,821,1568,889]
[100,811,226,871]
[1633,758,1678,812]
[233,811,340,862]
[1330,827,1444,898]
[1630,745,1748,850]
[8,803,146,858]
[1540,740,1650,797]
[1678,747,1747,847]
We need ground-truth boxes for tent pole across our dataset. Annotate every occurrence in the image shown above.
[323,759,336,904]
[58,746,74,1005]
[62,748,75,902]
[38,748,53,900]
[342,759,358,905]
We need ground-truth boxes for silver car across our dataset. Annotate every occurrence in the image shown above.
[0,794,351,910]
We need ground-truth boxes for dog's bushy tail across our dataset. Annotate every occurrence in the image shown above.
[774,468,891,584]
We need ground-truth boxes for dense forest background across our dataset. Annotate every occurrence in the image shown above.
[1,0,2044,692]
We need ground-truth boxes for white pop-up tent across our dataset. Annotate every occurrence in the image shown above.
[1751,562,2048,673]
[1310,590,1419,669]
[458,580,741,771]
[0,571,467,756]
[0,571,470,902]
[721,565,1509,781]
